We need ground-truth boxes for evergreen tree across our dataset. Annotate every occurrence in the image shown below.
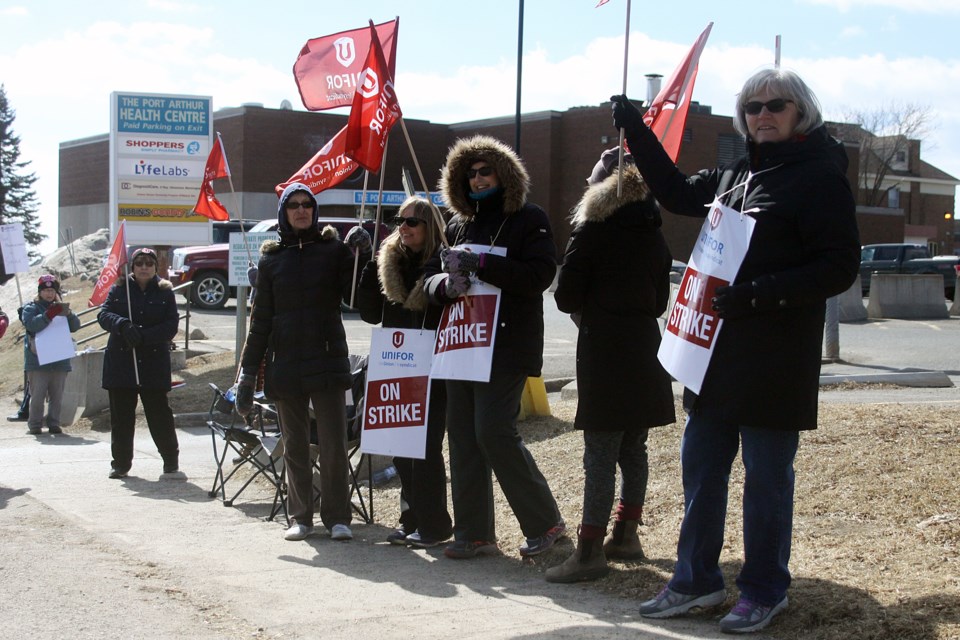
[0,84,45,259]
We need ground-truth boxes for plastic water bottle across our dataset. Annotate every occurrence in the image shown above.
[372,465,397,486]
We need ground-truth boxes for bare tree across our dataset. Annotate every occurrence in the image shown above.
[834,102,935,207]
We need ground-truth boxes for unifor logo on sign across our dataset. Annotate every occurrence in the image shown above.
[334,37,356,67]
[392,331,405,348]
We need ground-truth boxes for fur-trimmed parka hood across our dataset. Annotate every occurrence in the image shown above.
[439,135,530,218]
[571,164,661,229]
[276,182,320,245]
[260,224,339,255]
[377,240,430,312]
[119,274,173,291]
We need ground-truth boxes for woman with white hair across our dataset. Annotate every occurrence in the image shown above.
[611,68,860,633]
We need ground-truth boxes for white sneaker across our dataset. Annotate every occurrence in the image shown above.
[330,524,353,541]
[283,524,315,541]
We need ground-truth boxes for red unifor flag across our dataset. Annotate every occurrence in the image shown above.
[643,23,713,163]
[193,132,231,221]
[344,23,402,174]
[293,18,399,111]
[89,220,127,307]
[275,125,361,197]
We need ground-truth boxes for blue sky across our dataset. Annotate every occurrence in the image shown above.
[2,0,959,254]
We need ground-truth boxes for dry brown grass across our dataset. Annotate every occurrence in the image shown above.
[3,276,958,639]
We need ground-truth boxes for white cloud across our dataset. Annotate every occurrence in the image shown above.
[0,6,28,16]
[803,0,960,13]
[840,26,866,38]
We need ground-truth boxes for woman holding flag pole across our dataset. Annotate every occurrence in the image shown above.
[98,247,182,480]
[610,68,860,633]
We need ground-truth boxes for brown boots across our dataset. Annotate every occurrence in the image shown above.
[603,518,645,560]
[545,526,610,583]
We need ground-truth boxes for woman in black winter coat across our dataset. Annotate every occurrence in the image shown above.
[236,182,368,543]
[356,196,453,548]
[98,247,181,480]
[422,135,565,560]
[549,154,676,583]
[612,68,860,633]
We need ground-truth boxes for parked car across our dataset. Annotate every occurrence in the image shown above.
[169,217,390,310]
[860,243,958,300]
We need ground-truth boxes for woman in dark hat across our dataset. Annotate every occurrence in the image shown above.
[21,274,81,435]
[98,247,182,480]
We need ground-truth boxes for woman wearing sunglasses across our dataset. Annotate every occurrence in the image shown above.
[611,68,860,633]
[98,248,182,479]
[355,196,453,548]
[235,182,368,543]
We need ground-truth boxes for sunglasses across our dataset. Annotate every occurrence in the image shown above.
[392,216,424,228]
[466,166,495,179]
[285,200,314,210]
[133,260,156,267]
[744,98,794,116]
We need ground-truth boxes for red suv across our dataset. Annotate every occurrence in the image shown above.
[169,217,390,310]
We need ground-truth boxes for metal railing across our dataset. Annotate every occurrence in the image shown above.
[73,282,194,351]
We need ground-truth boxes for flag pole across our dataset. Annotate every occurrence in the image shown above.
[348,170,372,309]
[218,132,252,267]
[775,35,781,68]
[617,0,632,197]
[398,118,449,248]
[123,264,141,387]
[372,140,389,251]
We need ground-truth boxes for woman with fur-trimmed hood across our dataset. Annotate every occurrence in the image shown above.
[549,149,676,583]
[423,135,565,560]
[236,182,368,543]
[355,196,453,548]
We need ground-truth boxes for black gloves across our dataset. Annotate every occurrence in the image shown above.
[711,282,758,319]
[441,248,481,275]
[119,321,144,348]
[610,94,644,137]
[345,226,372,252]
[235,372,257,417]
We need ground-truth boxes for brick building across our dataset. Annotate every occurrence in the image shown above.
[60,100,958,260]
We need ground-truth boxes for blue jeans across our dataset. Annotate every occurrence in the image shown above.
[668,414,799,606]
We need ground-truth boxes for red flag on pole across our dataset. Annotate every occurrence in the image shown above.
[275,125,361,197]
[595,0,612,7]
[193,132,231,221]
[293,18,399,111]
[643,23,713,162]
[344,23,402,174]
[89,221,127,307]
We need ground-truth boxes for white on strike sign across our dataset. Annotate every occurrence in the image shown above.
[361,328,435,459]
[658,198,756,394]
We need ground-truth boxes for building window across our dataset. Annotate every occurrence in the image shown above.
[888,186,900,209]
[717,134,741,166]
[895,150,907,163]
[683,128,693,144]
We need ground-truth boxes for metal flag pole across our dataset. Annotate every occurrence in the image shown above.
[617,0,632,197]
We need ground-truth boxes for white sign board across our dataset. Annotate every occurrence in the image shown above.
[0,223,30,273]
[34,316,77,366]
[228,232,275,286]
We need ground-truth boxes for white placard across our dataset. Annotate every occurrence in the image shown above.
[33,316,77,366]
[0,223,30,274]
[658,198,756,394]
[228,232,275,286]
[361,328,435,459]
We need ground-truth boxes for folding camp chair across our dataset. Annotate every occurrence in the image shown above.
[258,354,374,525]
[205,383,288,523]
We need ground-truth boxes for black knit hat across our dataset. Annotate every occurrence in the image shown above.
[37,274,60,293]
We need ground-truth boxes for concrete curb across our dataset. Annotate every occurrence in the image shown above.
[819,370,954,387]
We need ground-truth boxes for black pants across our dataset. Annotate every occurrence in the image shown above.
[395,381,452,540]
[109,388,179,473]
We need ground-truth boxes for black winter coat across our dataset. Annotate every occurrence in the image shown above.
[625,123,860,430]
[555,165,676,431]
[356,239,442,331]
[424,136,556,377]
[98,275,179,390]
[240,226,357,400]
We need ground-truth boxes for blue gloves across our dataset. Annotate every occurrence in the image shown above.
[441,248,481,275]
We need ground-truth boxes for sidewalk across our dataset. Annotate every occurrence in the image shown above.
[0,418,739,640]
